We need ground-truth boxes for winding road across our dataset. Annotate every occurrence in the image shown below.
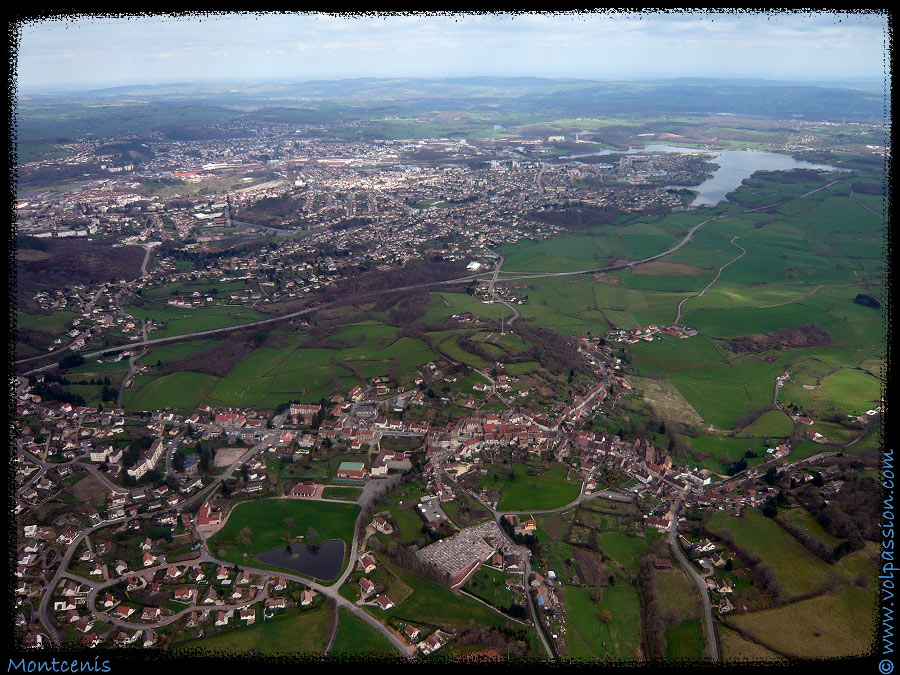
[21,173,852,655]
[18,178,844,379]
[674,235,747,325]
[666,490,719,662]
[35,457,413,657]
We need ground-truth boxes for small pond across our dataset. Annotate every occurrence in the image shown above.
[255,539,345,580]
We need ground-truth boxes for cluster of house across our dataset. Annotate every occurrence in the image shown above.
[503,514,538,540]
[26,283,128,353]
[316,397,429,449]
[605,323,698,345]
[529,570,562,613]
[472,279,527,307]
[16,387,128,458]
[356,551,396,611]
[681,536,736,611]
[22,124,707,319]
[425,411,557,463]
[46,554,321,649]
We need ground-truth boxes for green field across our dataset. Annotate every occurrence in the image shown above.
[725,585,876,659]
[665,619,705,661]
[122,303,266,338]
[438,334,491,370]
[122,323,441,411]
[706,508,832,599]
[17,310,78,335]
[784,366,882,417]
[422,292,509,324]
[124,371,220,411]
[595,533,647,575]
[563,583,641,661]
[777,506,844,549]
[738,409,794,438]
[174,605,330,656]
[479,170,881,435]
[330,608,398,657]
[719,625,786,662]
[331,321,400,345]
[677,434,772,474]
[140,339,221,365]
[653,567,705,661]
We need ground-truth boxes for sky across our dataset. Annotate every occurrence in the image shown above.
[15,10,890,91]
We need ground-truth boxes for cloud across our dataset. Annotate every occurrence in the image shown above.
[15,10,889,89]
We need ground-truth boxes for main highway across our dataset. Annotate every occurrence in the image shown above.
[17,178,843,379]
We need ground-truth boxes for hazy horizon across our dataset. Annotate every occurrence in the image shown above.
[15,11,889,92]
[17,74,891,97]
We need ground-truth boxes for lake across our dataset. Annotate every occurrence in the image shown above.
[566,144,846,207]
[255,539,346,580]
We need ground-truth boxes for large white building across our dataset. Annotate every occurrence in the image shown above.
[127,438,165,479]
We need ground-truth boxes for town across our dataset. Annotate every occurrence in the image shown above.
[13,23,887,662]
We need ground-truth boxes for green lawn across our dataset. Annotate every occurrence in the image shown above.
[208,499,359,573]
[463,565,521,613]
[477,462,582,511]
[322,486,363,501]
[368,555,534,636]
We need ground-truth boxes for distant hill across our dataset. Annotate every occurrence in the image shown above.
[16,78,886,142]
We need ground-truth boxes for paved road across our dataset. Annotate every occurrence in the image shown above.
[485,251,521,327]
[437,465,555,659]
[16,272,489,373]
[536,163,547,196]
[437,460,634,659]
[117,320,148,408]
[674,235,746,325]
[667,490,718,662]
[17,177,845,377]
[140,246,153,277]
[37,471,411,657]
